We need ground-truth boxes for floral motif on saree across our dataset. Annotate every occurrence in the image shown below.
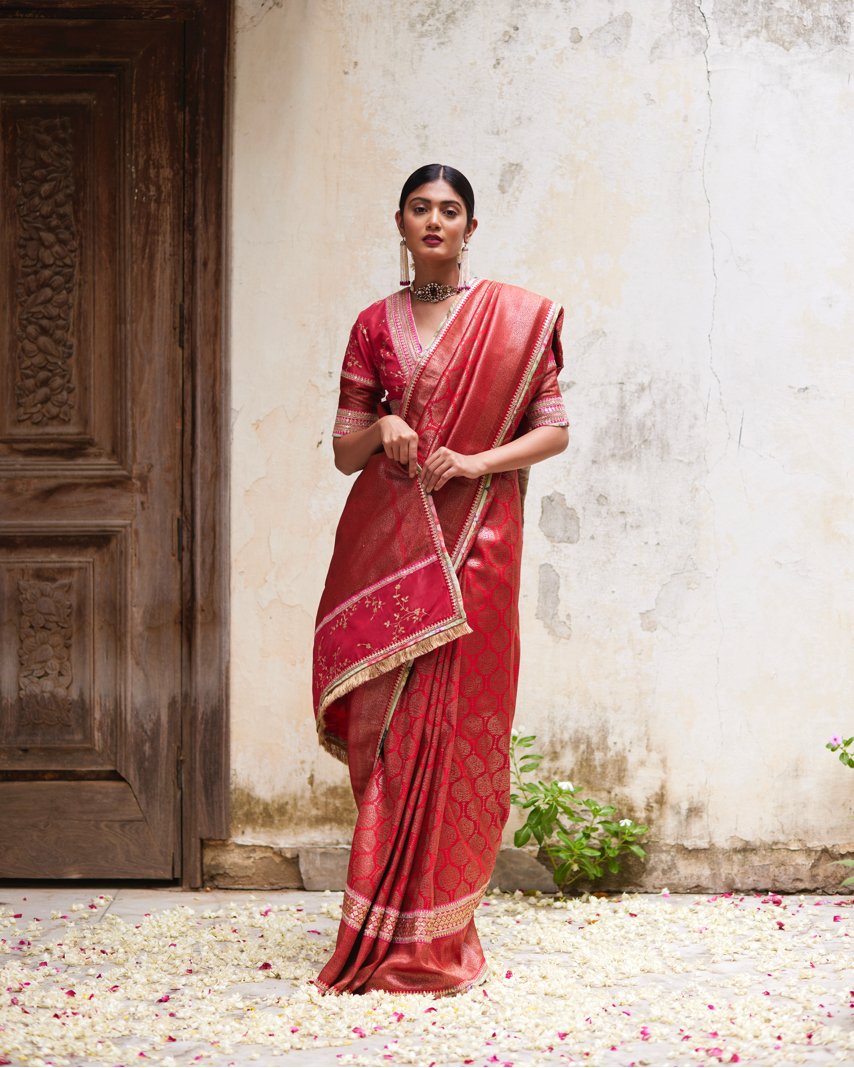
[312,279,568,995]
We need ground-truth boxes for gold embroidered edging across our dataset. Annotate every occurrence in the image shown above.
[315,556,435,634]
[375,660,414,760]
[315,616,472,756]
[492,301,561,448]
[450,473,492,571]
[400,279,485,422]
[449,298,561,572]
[340,881,489,944]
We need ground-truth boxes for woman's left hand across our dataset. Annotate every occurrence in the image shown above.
[419,446,486,493]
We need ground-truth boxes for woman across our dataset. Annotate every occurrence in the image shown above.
[311,164,569,996]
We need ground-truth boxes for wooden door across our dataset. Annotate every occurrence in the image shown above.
[0,20,184,878]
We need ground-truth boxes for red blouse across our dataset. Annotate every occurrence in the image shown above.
[332,279,569,441]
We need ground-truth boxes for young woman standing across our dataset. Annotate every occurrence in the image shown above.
[312,164,569,995]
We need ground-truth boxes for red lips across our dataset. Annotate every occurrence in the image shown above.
[422,236,442,245]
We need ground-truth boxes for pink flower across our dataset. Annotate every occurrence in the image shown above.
[352,1027,366,1038]
[829,734,842,746]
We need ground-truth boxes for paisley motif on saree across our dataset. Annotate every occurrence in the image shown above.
[312,280,567,995]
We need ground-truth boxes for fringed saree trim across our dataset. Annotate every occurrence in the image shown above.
[340,882,489,945]
[315,616,472,764]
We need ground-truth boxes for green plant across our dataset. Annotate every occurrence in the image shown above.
[509,728,650,892]
[826,733,854,769]
[825,733,854,888]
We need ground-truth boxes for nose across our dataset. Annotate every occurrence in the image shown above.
[426,207,442,229]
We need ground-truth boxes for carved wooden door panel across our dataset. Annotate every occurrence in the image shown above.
[0,21,184,877]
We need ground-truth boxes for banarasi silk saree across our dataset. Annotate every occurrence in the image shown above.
[311,278,569,996]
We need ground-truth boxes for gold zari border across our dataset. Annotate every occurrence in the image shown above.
[340,882,488,945]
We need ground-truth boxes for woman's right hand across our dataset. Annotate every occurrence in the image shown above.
[378,414,419,478]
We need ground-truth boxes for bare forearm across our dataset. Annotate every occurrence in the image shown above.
[332,420,383,475]
[475,425,569,475]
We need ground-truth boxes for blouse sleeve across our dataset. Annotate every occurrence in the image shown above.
[332,318,385,438]
[516,311,569,435]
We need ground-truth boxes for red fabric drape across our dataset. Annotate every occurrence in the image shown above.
[312,280,568,995]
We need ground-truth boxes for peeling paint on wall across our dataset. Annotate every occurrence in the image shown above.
[536,562,572,640]
[715,0,851,51]
[588,11,633,56]
[539,491,581,544]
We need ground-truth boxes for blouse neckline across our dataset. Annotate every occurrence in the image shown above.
[405,277,483,359]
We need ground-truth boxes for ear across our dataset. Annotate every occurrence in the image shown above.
[465,216,479,242]
[394,208,404,237]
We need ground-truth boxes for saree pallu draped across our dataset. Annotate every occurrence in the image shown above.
[312,280,566,995]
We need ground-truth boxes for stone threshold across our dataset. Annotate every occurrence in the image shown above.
[201,840,854,894]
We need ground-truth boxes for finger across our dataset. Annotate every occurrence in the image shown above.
[426,460,452,493]
[419,455,437,490]
[408,435,418,478]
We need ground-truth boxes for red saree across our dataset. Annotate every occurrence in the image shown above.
[312,278,568,995]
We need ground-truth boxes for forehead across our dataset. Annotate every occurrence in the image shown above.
[404,178,463,205]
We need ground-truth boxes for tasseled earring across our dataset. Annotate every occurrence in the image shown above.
[399,238,411,287]
[457,239,472,290]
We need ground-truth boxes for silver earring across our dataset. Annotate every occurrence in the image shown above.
[457,239,471,290]
[399,238,411,287]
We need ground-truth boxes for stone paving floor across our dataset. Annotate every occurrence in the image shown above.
[0,886,852,1067]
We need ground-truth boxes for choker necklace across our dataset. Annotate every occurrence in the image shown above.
[410,280,459,303]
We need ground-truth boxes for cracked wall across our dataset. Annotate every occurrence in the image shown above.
[228,0,854,884]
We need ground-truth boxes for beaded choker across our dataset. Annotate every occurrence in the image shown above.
[410,281,459,303]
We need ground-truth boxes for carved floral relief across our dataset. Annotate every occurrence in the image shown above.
[14,115,78,424]
[17,577,74,726]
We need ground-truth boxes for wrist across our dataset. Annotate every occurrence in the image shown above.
[473,451,491,477]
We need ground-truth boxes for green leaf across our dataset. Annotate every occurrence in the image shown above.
[514,825,532,848]
[628,843,647,858]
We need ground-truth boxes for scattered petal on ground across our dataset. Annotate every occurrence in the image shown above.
[0,889,851,1066]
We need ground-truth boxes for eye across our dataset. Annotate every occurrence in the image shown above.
[444,208,458,217]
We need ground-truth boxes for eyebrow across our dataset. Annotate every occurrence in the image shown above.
[409,196,463,207]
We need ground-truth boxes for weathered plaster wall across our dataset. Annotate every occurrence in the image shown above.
[226,0,854,888]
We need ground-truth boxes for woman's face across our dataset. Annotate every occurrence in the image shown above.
[395,178,477,263]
